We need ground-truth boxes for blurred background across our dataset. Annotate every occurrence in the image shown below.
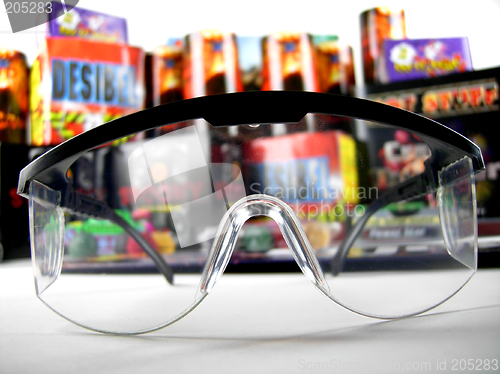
[0,0,499,269]
[2,0,500,81]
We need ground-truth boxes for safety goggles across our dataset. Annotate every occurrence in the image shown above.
[18,91,484,334]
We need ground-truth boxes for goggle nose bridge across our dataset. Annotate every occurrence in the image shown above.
[198,194,330,297]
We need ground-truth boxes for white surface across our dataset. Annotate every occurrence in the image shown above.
[1,0,500,88]
[1,259,499,374]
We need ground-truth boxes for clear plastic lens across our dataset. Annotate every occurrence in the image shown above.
[29,122,247,333]
[318,191,476,318]
[28,116,478,333]
[306,125,477,318]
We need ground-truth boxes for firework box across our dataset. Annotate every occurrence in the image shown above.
[312,35,356,96]
[360,7,406,84]
[243,130,358,250]
[183,30,242,99]
[47,2,128,44]
[261,32,319,92]
[151,45,183,106]
[380,37,473,83]
[244,130,358,207]
[29,37,144,146]
[0,49,29,144]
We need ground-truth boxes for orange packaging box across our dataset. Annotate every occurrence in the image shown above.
[183,30,243,99]
[0,49,29,144]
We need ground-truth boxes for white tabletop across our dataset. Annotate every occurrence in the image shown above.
[1,259,499,374]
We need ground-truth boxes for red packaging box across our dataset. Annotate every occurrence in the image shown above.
[243,130,358,250]
[30,38,145,146]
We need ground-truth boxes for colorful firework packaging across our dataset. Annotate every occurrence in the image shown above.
[152,44,183,106]
[243,130,358,250]
[313,36,356,96]
[183,30,242,99]
[182,30,243,145]
[261,32,319,93]
[360,7,406,84]
[261,32,319,134]
[29,38,145,146]
[380,37,473,83]
[47,2,128,44]
[0,49,29,144]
